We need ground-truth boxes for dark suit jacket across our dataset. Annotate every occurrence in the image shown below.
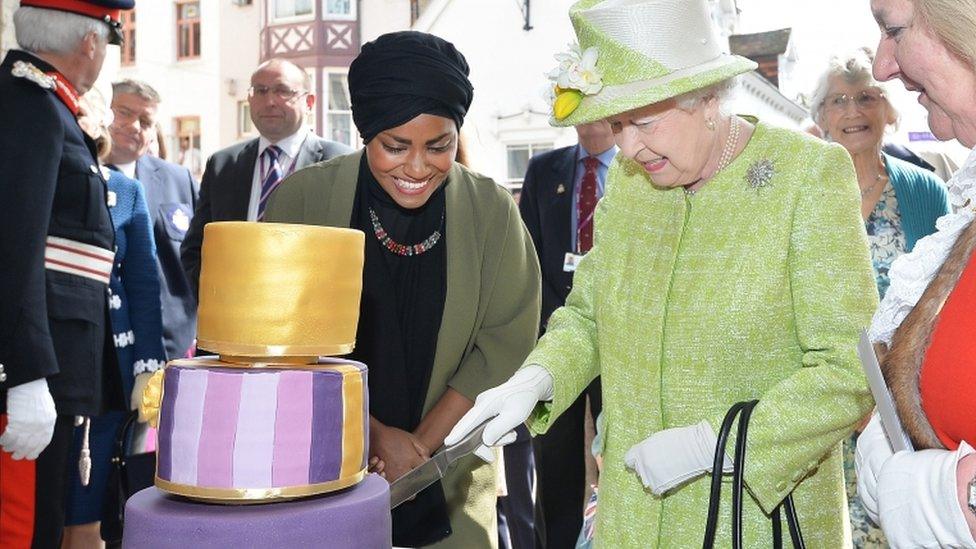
[0,50,120,415]
[136,155,199,360]
[517,145,578,333]
[181,134,351,298]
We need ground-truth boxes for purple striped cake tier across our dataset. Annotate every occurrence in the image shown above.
[155,357,368,502]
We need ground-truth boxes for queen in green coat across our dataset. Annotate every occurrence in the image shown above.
[446,1,878,547]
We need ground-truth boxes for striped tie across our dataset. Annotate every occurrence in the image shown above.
[257,145,283,220]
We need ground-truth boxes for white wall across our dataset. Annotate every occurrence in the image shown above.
[360,0,411,43]
[420,0,578,183]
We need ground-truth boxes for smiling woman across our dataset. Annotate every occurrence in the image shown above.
[263,31,541,549]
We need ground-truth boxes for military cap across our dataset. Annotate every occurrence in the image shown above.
[20,0,134,45]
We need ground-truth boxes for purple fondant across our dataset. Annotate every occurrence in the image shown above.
[156,367,181,481]
[196,371,243,488]
[272,371,313,486]
[122,474,392,549]
[309,371,343,483]
[232,371,279,488]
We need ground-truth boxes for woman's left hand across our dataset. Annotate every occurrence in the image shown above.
[624,421,728,495]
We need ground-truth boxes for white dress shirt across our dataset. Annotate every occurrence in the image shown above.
[246,128,310,221]
[115,160,137,180]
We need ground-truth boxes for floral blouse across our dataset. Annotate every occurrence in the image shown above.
[865,181,907,298]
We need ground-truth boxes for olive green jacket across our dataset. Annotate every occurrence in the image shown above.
[526,123,878,548]
[265,150,541,548]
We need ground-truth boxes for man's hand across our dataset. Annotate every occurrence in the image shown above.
[0,378,57,460]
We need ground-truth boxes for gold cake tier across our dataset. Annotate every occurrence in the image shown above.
[197,222,364,359]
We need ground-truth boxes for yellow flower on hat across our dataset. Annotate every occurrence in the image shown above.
[553,88,584,121]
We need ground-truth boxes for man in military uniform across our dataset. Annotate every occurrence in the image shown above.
[0,1,132,546]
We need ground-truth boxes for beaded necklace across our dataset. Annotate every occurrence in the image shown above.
[369,207,445,256]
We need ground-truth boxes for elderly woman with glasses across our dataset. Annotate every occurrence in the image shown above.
[854,0,976,546]
[812,50,950,299]
[447,0,878,546]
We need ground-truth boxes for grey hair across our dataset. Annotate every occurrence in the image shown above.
[14,7,108,55]
[675,76,740,112]
[810,49,899,127]
[112,79,162,105]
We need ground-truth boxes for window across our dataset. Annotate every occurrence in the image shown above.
[273,0,313,20]
[174,116,202,178]
[237,101,254,137]
[120,10,136,66]
[325,0,353,17]
[176,1,201,60]
[325,73,355,148]
[505,143,553,191]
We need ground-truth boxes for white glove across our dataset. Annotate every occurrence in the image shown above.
[855,413,893,523]
[131,372,152,413]
[0,378,58,460]
[624,421,731,495]
[444,365,554,463]
[876,443,976,548]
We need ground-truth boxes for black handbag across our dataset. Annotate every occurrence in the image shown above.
[101,411,156,544]
[702,400,805,549]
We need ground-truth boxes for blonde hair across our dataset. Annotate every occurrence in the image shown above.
[78,89,113,160]
[914,0,976,68]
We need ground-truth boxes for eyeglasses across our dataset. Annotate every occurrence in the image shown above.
[248,85,308,102]
[823,90,885,112]
[111,106,154,131]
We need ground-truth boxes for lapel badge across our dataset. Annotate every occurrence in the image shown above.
[11,61,55,90]
[107,191,117,208]
[172,208,190,232]
[556,183,566,194]
[746,159,775,192]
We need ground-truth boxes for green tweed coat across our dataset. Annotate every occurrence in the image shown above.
[264,151,541,549]
[526,122,878,548]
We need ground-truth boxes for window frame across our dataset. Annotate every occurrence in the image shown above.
[175,0,201,61]
[269,0,316,24]
[120,10,136,66]
[323,70,358,149]
[504,142,554,191]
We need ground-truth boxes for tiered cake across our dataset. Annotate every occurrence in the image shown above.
[123,222,392,548]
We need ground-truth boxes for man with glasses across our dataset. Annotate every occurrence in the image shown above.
[181,58,351,298]
[105,79,200,362]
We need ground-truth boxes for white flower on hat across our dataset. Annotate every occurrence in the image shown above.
[549,43,604,95]
[547,43,603,120]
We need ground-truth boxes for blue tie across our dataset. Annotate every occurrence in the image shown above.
[257,145,283,220]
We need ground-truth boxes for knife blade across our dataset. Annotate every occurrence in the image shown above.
[388,420,490,509]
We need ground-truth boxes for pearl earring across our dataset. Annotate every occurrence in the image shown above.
[706,118,716,131]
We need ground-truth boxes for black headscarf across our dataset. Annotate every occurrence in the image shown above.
[349,31,474,143]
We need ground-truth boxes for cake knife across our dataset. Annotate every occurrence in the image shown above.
[388,420,490,509]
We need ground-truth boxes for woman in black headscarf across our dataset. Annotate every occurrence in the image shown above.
[264,31,541,548]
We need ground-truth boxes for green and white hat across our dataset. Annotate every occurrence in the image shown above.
[548,0,758,126]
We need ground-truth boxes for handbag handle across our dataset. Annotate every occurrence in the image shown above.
[702,400,806,549]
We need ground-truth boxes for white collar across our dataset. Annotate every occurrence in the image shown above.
[258,127,309,160]
[115,160,137,179]
[870,146,976,344]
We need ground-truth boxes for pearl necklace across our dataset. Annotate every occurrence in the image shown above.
[686,117,741,196]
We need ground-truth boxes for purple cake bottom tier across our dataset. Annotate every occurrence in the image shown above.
[122,473,391,549]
